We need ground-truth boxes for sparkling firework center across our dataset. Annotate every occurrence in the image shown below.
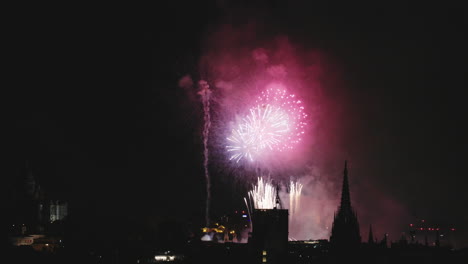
[226,104,290,162]
[226,83,308,163]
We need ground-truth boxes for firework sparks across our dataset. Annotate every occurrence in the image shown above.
[247,177,277,210]
[226,104,290,162]
[226,82,307,163]
[289,180,303,218]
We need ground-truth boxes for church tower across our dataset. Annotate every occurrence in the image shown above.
[368,224,375,244]
[330,161,361,250]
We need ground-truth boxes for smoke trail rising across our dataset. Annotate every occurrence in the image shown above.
[198,80,212,227]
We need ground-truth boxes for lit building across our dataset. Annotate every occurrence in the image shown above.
[9,161,68,251]
[49,200,68,222]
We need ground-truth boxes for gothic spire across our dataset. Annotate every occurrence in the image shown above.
[275,184,282,209]
[368,224,374,244]
[330,160,361,249]
[340,160,351,210]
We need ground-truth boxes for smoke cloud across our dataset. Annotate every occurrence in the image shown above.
[177,2,413,243]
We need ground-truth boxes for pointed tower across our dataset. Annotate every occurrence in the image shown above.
[275,184,282,209]
[330,161,361,250]
[368,224,375,244]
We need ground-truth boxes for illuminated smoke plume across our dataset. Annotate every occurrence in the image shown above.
[267,64,287,78]
[252,48,269,64]
[198,80,212,227]
[193,22,350,240]
[176,4,414,245]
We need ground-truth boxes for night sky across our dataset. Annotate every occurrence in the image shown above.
[6,1,468,248]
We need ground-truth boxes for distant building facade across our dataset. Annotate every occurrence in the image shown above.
[249,208,289,264]
[49,200,68,222]
[8,161,68,251]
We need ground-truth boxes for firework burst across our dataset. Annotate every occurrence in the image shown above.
[226,82,307,163]
[226,104,290,162]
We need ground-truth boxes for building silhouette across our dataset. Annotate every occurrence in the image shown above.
[8,160,68,251]
[249,208,289,264]
[329,160,361,251]
[368,224,375,245]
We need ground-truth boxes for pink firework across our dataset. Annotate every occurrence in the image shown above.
[226,82,307,163]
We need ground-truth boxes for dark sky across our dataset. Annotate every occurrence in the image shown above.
[6,1,468,248]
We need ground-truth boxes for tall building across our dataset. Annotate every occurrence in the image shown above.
[249,208,289,264]
[11,161,68,235]
[329,161,361,251]
[49,200,68,222]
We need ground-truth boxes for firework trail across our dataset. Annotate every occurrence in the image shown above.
[198,80,212,227]
[289,180,303,220]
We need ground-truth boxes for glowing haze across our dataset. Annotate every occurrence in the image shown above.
[178,6,414,243]
[180,21,344,240]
